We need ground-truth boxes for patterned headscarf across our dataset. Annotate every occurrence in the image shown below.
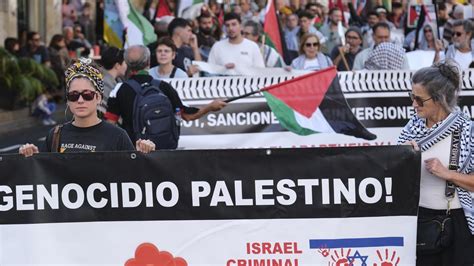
[364,43,405,70]
[65,57,104,94]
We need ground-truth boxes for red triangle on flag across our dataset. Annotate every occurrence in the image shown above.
[263,67,337,118]
[156,0,172,18]
[263,0,283,55]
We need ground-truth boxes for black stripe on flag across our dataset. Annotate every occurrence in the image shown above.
[319,77,377,140]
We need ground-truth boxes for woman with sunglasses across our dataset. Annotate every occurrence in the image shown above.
[398,61,474,265]
[19,58,155,156]
[290,33,333,71]
[418,25,437,51]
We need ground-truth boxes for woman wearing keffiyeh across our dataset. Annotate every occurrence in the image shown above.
[398,61,474,265]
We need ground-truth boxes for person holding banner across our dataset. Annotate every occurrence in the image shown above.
[398,61,474,265]
[19,58,156,156]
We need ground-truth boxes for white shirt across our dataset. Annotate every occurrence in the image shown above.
[208,38,265,68]
[303,57,321,71]
[148,66,188,79]
[419,135,462,210]
[454,49,473,69]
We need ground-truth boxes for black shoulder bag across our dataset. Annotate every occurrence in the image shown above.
[416,128,460,254]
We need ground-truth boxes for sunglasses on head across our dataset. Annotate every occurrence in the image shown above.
[66,90,97,102]
[408,92,432,107]
[305,42,319,47]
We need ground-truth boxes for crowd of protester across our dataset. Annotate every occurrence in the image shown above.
[2,0,474,124]
[6,2,474,264]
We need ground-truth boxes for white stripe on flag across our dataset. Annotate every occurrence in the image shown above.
[294,108,335,133]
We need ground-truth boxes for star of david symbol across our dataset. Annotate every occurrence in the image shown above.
[347,250,369,266]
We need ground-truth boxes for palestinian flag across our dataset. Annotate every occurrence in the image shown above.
[104,0,124,48]
[263,0,283,56]
[155,0,172,18]
[178,0,204,18]
[263,67,376,140]
[116,0,157,47]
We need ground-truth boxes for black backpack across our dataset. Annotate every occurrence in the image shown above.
[127,79,179,149]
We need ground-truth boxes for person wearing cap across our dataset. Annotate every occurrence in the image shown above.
[19,58,156,156]
[374,6,395,30]
[330,27,363,71]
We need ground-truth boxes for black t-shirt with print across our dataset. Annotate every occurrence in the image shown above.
[43,121,134,152]
[172,45,194,73]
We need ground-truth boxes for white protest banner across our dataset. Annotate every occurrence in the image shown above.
[166,70,474,150]
[0,147,420,265]
[406,50,435,70]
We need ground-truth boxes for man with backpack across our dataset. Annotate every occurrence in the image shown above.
[104,45,227,149]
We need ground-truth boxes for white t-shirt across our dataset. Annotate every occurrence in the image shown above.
[208,38,265,68]
[419,135,461,210]
[303,57,321,71]
[454,49,473,69]
[148,66,188,79]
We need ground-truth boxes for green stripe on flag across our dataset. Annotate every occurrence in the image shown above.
[264,33,277,50]
[263,92,316,136]
[127,0,157,45]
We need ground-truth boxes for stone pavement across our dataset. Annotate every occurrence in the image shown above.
[0,104,66,135]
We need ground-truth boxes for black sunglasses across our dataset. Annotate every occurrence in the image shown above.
[66,90,97,102]
[408,92,432,107]
[424,29,432,33]
[453,31,464,37]
[305,42,319,47]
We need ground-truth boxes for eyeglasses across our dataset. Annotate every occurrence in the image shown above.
[346,35,360,40]
[305,42,319,47]
[454,31,464,37]
[157,48,173,54]
[408,92,432,107]
[66,90,97,102]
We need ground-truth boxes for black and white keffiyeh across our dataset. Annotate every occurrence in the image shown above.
[365,42,405,70]
[398,109,474,234]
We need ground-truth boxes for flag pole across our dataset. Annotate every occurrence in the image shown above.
[224,90,262,103]
[151,0,160,25]
[432,0,440,40]
[338,48,351,71]
[224,67,338,103]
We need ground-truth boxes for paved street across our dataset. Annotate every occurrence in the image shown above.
[0,104,69,154]
[0,123,58,154]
